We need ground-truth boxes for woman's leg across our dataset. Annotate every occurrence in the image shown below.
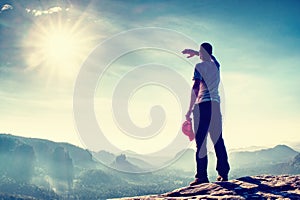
[193,102,211,180]
[209,102,230,179]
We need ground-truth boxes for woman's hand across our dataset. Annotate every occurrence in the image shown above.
[182,49,199,58]
[185,110,192,121]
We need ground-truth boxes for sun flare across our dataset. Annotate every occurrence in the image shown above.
[43,30,78,63]
[23,16,96,80]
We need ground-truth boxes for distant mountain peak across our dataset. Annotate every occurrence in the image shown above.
[121,150,138,155]
[271,144,298,154]
[111,153,142,173]
[174,148,195,158]
[274,144,294,150]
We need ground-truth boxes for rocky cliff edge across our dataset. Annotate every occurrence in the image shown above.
[114,175,300,200]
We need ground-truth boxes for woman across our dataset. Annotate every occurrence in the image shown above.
[182,43,230,186]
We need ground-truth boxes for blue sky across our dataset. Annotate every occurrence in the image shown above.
[0,0,299,154]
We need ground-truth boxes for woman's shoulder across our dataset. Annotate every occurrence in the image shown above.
[195,61,213,68]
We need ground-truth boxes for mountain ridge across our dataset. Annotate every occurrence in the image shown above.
[1,133,300,199]
[2,133,300,176]
[0,133,95,166]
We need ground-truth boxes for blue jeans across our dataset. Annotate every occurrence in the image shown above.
[193,101,230,179]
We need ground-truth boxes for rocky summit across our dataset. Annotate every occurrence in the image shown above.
[115,175,300,200]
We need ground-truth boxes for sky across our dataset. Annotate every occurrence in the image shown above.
[0,0,300,156]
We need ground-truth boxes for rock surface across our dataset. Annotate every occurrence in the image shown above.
[114,175,300,200]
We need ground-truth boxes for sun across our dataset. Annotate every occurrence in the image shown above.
[43,30,78,63]
[22,15,96,80]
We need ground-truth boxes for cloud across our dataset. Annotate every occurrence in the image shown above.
[0,4,13,13]
[25,6,64,16]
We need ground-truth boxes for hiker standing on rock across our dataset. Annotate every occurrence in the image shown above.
[182,42,230,185]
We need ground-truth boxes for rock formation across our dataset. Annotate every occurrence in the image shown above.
[115,175,300,200]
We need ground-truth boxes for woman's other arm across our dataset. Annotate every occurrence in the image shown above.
[186,79,200,120]
[182,49,199,58]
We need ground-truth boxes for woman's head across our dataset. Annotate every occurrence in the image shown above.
[199,42,213,61]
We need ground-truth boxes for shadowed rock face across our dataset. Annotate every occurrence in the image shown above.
[115,175,300,200]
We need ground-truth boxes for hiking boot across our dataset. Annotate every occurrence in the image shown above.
[189,178,209,186]
[216,175,228,182]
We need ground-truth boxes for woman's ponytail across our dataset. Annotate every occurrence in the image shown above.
[211,55,220,70]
